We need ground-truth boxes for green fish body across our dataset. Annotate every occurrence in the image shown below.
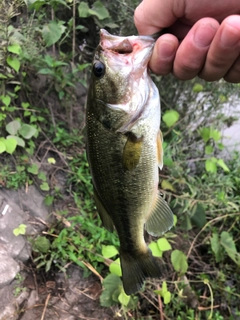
[86,29,173,295]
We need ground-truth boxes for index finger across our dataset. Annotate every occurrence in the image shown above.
[134,0,180,35]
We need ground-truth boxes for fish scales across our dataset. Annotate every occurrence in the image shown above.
[86,29,174,295]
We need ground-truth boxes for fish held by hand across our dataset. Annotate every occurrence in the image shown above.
[86,29,173,295]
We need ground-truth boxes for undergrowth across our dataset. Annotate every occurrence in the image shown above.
[1,1,240,319]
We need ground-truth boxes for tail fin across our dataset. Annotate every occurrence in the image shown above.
[120,249,161,295]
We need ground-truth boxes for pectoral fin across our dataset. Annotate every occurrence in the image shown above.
[123,133,143,171]
[157,130,163,170]
[93,187,114,232]
[145,193,173,236]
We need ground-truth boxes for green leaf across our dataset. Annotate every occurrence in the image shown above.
[40,182,50,191]
[190,203,206,228]
[157,238,172,251]
[33,236,50,253]
[44,195,54,206]
[100,274,122,307]
[6,120,21,135]
[171,250,188,274]
[18,124,37,139]
[149,241,162,257]
[217,159,230,172]
[89,1,110,20]
[7,44,21,55]
[27,163,39,175]
[4,137,17,154]
[38,171,47,181]
[199,127,210,143]
[0,141,6,153]
[1,95,11,107]
[118,287,130,306]
[109,258,122,277]
[42,20,66,47]
[163,291,171,304]
[192,83,203,92]
[47,157,56,164]
[102,245,118,258]
[161,179,175,191]
[210,233,223,263]
[13,224,27,236]
[210,128,221,142]
[155,281,171,304]
[220,231,240,266]
[7,56,20,72]
[205,158,217,173]
[78,2,90,17]
[162,110,180,128]
[7,135,25,147]
[205,145,213,155]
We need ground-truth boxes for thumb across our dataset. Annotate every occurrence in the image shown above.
[134,0,181,35]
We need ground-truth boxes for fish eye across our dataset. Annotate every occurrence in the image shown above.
[93,61,105,78]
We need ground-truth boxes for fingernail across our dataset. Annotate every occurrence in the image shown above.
[158,40,176,59]
[221,27,239,47]
[194,23,217,48]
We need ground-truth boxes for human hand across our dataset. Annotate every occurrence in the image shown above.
[134,0,240,83]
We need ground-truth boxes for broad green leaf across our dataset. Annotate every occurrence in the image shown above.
[8,44,21,55]
[171,250,188,274]
[0,141,6,153]
[102,245,118,258]
[4,137,17,154]
[88,1,110,20]
[42,20,66,47]
[78,2,90,18]
[210,128,221,142]
[6,120,21,135]
[163,291,171,304]
[220,231,240,266]
[192,83,203,92]
[1,95,11,107]
[205,145,213,155]
[162,110,180,128]
[109,258,122,277]
[27,163,39,175]
[40,182,50,191]
[7,56,20,72]
[149,241,162,257]
[205,158,217,173]
[199,127,210,143]
[161,179,175,191]
[157,238,172,252]
[210,233,223,263]
[217,159,230,172]
[38,171,47,181]
[13,224,27,236]
[190,203,206,228]
[118,288,130,306]
[7,135,25,147]
[100,274,122,307]
[18,124,37,139]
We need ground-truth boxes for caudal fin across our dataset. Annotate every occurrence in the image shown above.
[120,249,161,295]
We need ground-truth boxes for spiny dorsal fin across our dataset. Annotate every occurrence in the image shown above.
[157,130,163,170]
[93,187,114,232]
[145,193,173,236]
[122,133,143,171]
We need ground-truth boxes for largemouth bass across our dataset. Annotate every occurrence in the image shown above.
[86,29,173,295]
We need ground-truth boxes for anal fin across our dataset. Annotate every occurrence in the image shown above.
[93,187,114,232]
[145,193,173,236]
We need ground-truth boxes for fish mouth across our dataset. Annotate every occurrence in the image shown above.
[99,29,155,68]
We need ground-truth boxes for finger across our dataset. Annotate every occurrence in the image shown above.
[199,15,240,81]
[134,0,180,35]
[172,18,219,80]
[224,55,240,83]
[148,34,179,75]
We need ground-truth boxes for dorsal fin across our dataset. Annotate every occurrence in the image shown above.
[145,193,173,236]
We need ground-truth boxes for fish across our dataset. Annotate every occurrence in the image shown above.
[86,29,173,295]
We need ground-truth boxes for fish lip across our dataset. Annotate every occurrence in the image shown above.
[98,29,155,69]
